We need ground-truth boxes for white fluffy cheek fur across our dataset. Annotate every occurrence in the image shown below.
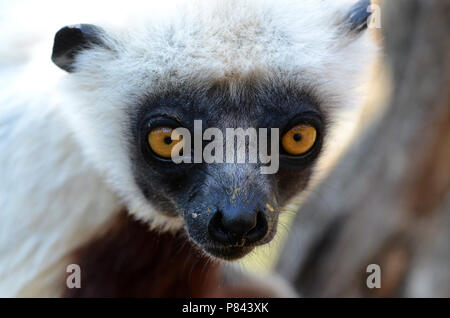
[58,75,184,232]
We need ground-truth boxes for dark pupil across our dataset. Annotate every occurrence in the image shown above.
[163,136,173,145]
[293,133,302,142]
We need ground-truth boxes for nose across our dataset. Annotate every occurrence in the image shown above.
[208,209,268,246]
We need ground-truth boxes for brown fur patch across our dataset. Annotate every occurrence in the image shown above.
[65,210,222,297]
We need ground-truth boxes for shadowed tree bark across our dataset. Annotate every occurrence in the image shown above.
[277,0,450,297]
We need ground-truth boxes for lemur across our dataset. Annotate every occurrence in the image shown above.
[0,0,375,297]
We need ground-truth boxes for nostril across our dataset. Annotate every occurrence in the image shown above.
[208,210,268,246]
[208,211,230,244]
[246,212,268,243]
[221,212,257,236]
[209,211,248,246]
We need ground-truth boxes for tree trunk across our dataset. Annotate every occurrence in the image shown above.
[277,0,450,297]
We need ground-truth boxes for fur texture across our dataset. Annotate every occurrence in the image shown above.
[0,0,375,296]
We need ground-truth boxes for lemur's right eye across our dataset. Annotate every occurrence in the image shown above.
[148,127,182,158]
[281,124,317,156]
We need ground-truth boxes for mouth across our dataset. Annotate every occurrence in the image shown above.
[203,244,255,261]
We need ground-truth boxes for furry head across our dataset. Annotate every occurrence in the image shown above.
[49,0,375,259]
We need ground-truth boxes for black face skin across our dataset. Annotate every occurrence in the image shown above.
[128,77,327,260]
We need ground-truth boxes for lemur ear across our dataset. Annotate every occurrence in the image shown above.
[51,24,106,72]
[346,0,372,33]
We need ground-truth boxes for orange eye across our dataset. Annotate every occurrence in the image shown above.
[148,127,181,158]
[281,124,317,155]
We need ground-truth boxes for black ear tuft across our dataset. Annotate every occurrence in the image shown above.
[51,24,106,72]
[347,0,372,33]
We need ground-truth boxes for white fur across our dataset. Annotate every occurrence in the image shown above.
[0,0,375,296]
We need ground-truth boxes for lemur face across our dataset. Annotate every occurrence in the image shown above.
[126,79,326,259]
[52,0,373,260]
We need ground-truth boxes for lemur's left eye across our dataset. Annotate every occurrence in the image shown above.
[148,127,181,158]
[282,124,317,155]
